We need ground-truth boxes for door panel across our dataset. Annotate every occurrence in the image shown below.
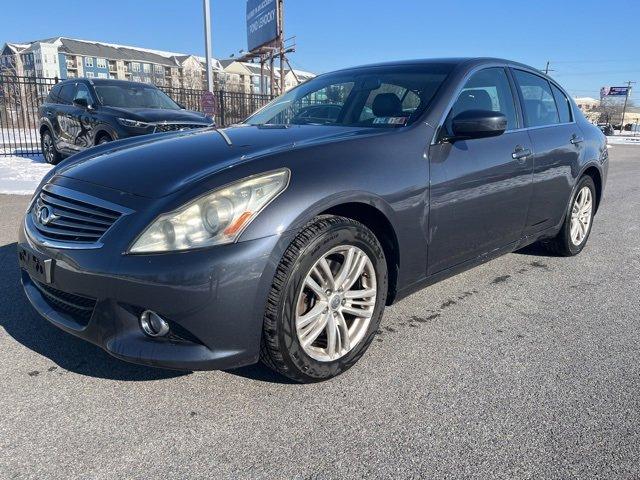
[428,131,533,274]
[427,66,533,275]
[510,69,581,234]
[523,125,580,233]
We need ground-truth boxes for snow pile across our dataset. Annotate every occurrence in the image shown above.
[0,153,52,195]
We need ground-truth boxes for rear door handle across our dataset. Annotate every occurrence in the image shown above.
[512,146,532,161]
[570,135,584,145]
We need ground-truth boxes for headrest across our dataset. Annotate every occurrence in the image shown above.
[453,89,493,115]
[372,93,403,117]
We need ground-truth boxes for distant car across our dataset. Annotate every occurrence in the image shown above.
[597,123,614,136]
[39,78,214,164]
[20,58,608,382]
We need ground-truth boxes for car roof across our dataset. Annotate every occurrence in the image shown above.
[56,78,156,88]
[324,57,542,75]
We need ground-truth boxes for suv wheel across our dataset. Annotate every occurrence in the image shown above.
[41,130,62,165]
[260,215,388,383]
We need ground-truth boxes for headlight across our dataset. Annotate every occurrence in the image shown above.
[129,169,290,253]
[117,118,151,128]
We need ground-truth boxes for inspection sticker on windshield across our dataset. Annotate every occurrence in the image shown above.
[373,116,408,126]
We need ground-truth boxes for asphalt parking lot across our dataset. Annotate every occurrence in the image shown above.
[1,145,639,479]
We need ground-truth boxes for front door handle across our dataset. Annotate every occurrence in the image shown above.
[570,134,584,145]
[512,146,532,161]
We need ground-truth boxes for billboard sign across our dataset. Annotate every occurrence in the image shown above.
[246,0,279,51]
[600,86,631,97]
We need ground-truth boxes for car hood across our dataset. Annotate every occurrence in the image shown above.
[56,125,379,198]
[101,106,210,123]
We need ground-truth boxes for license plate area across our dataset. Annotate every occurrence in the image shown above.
[18,245,54,284]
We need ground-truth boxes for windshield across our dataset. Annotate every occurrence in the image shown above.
[245,64,453,128]
[94,84,181,110]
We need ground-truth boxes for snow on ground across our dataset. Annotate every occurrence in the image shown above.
[0,153,52,195]
[607,135,640,145]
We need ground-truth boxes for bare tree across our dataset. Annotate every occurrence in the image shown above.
[595,96,635,126]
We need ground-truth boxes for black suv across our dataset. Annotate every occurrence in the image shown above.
[39,78,214,164]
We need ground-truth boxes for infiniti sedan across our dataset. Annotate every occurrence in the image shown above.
[19,58,607,382]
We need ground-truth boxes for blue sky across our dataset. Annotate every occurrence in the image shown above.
[3,0,639,100]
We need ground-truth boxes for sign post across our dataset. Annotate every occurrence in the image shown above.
[201,91,216,123]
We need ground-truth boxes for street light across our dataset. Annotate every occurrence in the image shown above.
[203,0,214,93]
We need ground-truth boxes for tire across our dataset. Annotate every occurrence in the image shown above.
[97,134,112,145]
[41,129,62,165]
[543,175,596,256]
[260,215,388,383]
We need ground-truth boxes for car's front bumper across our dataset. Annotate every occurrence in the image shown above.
[18,213,294,371]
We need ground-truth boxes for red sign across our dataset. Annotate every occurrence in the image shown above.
[201,91,216,117]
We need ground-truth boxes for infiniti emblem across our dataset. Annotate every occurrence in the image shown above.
[36,206,57,226]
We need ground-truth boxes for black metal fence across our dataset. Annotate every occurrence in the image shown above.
[0,74,273,157]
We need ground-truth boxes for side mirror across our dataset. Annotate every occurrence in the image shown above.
[448,109,507,142]
[73,97,90,109]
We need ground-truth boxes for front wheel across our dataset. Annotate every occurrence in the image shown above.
[260,216,388,383]
[41,130,62,165]
[543,175,596,256]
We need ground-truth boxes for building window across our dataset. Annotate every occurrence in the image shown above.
[96,58,106,68]
[143,63,150,73]
[85,72,95,78]
[85,57,94,67]
[155,64,164,74]
[98,72,107,79]
[132,62,140,72]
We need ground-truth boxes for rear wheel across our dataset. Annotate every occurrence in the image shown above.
[41,130,62,165]
[543,175,596,256]
[260,216,388,383]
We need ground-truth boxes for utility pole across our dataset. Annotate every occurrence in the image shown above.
[203,0,214,93]
[619,80,635,132]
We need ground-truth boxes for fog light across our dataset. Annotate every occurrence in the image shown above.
[140,310,170,337]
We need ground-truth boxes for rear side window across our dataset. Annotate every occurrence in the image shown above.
[513,70,559,127]
[550,84,572,123]
[46,84,62,103]
[58,84,75,105]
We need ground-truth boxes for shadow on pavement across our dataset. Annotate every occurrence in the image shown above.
[226,363,297,385]
[514,242,559,257]
[0,242,188,381]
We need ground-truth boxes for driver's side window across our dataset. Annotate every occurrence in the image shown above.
[73,84,92,104]
[444,67,517,136]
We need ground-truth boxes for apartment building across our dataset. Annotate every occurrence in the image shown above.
[1,37,314,93]
[1,37,223,89]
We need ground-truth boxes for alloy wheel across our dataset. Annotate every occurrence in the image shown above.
[42,134,54,163]
[295,245,377,362]
[570,186,593,246]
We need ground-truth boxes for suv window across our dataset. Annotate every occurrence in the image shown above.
[58,83,75,105]
[445,67,518,135]
[73,83,92,104]
[513,70,560,127]
[46,84,62,103]
[550,83,572,123]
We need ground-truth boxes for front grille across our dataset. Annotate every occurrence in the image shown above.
[154,123,207,133]
[33,279,97,324]
[30,187,122,244]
